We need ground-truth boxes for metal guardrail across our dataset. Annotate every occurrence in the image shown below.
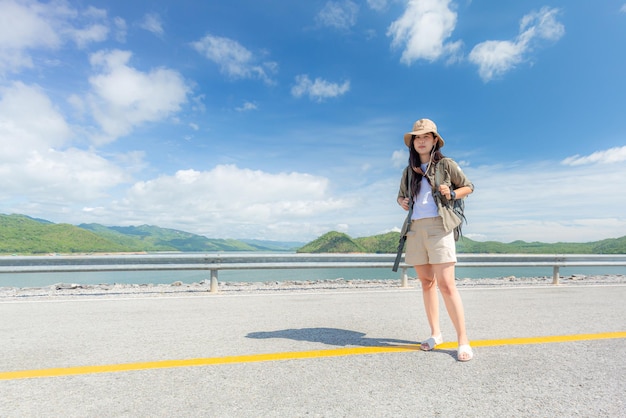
[1,253,625,292]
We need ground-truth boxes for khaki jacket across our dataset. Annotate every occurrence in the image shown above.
[397,157,474,233]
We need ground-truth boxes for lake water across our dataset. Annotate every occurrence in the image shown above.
[1,265,624,288]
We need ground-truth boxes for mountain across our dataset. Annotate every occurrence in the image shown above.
[455,235,626,254]
[296,231,365,253]
[297,231,626,254]
[0,214,133,254]
[0,214,300,254]
[2,212,625,255]
[240,239,305,251]
[294,231,419,253]
[354,231,400,253]
[79,224,261,252]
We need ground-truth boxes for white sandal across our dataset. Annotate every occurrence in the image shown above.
[457,344,474,362]
[421,334,443,351]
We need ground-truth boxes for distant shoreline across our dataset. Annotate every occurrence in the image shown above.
[1,274,624,301]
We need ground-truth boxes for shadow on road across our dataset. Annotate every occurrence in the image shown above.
[247,327,419,347]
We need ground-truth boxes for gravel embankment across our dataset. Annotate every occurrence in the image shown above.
[0,274,624,300]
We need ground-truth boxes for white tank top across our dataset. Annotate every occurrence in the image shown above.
[411,164,439,220]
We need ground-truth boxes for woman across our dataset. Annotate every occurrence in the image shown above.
[396,118,474,362]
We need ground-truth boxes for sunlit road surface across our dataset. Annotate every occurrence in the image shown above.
[1,285,625,417]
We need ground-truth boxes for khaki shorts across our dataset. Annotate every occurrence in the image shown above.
[405,217,457,266]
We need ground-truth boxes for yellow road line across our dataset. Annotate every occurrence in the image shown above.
[2,331,625,381]
[433,331,626,350]
[0,346,415,381]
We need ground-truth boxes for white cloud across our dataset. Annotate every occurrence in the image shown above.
[16,148,128,199]
[468,40,523,80]
[139,12,164,36]
[561,146,626,166]
[191,34,278,84]
[66,23,109,49]
[391,149,408,168]
[387,0,461,64]
[111,165,352,239]
[519,7,565,42]
[86,49,190,142]
[0,0,62,72]
[469,7,564,81]
[0,82,71,157]
[291,75,350,102]
[0,0,65,49]
[367,0,389,12]
[113,17,127,42]
[0,82,131,204]
[316,1,359,29]
[83,6,107,20]
[462,150,626,242]
[621,4,626,13]
[0,0,112,73]
[235,101,258,112]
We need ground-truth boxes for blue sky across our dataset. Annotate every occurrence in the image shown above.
[1,0,626,244]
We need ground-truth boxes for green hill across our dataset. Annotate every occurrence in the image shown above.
[241,239,304,251]
[455,235,626,254]
[79,224,260,252]
[76,223,155,251]
[298,231,626,254]
[589,236,626,254]
[296,231,365,253]
[0,214,133,254]
[2,212,625,255]
[354,231,400,253]
[296,231,407,254]
[0,213,302,254]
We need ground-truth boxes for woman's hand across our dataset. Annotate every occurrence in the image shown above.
[398,197,410,211]
[438,185,452,200]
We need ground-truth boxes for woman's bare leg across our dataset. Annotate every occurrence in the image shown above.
[414,264,441,346]
[432,262,471,360]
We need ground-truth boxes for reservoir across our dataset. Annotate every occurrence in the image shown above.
[1,265,624,288]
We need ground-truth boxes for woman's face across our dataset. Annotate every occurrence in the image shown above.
[413,132,436,155]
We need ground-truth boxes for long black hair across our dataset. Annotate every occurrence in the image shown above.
[407,136,445,197]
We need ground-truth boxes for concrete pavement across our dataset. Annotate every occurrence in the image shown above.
[1,284,625,417]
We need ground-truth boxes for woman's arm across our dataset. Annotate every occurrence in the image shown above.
[439,158,474,200]
[397,166,411,210]
[438,184,472,200]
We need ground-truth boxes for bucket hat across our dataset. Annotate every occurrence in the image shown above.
[403,118,444,148]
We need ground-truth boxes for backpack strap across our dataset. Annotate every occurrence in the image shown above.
[407,165,413,202]
[392,166,414,272]
[433,160,446,202]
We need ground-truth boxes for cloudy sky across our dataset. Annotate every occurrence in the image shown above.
[1,0,625,244]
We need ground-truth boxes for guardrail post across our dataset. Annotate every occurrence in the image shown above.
[552,266,560,285]
[401,267,408,287]
[210,269,218,293]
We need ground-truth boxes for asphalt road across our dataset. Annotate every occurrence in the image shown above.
[1,284,625,417]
